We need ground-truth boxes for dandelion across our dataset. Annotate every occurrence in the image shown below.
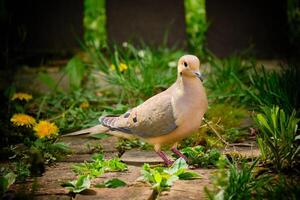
[119,63,128,72]
[80,101,90,109]
[34,120,59,139]
[11,92,33,102]
[11,113,36,128]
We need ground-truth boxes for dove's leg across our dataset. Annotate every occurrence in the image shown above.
[155,144,173,166]
[157,151,174,166]
[171,143,188,162]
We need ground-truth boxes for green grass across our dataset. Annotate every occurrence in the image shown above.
[254,106,299,171]
[87,44,184,105]
[205,159,271,200]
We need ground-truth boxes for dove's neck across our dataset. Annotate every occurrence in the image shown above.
[176,76,202,93]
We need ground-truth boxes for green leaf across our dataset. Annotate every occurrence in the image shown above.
[62,175,91,193]
[178,171,201,180]
[103,178,127,188]
[65,57,85,90]
[154,172,162,183]
[257,114,272,134]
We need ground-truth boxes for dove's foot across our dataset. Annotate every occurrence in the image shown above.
[156,151,174,166]
[171,147,188,162]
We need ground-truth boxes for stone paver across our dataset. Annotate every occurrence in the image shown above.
[11,162,77,195]
[121,149,168,165]
[60,136,119,154]
[34,195,72,200]
[63,152,118,163]
[159,169,214,200]
[74,186,154,200]
[92,165,142,186]
[223,145,260,159]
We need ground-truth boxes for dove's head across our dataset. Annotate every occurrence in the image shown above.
[177,55,203,81]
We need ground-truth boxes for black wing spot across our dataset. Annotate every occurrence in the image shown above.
[133,116,137,123]
[124,113,130,118]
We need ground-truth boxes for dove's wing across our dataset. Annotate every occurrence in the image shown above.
[99,91,177,138]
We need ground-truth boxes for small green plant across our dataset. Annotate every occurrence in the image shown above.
[72,154,127,178]
[140,158,200,193]
[31,139,70,164]
[254,106,299,171]
[205,158,271,200]
[177,146,221,168]
[62,175,91,194]
[0,172,16,196]
[95,178,127,188]
[14,162,30,181]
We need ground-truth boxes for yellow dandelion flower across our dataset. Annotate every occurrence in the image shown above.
[119,63,128,72]
[11,113,36,128]
[34,120,59,139]
[110,64,116,71]
[11,92,33,102]
[80,101,90,109]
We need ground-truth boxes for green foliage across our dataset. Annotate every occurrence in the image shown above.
[238,66,300,114]
[205,56,254,104]
[88,44,184,105]
[264,176,300,200]
[184,0,208,57]
[96,178,127,188]
[31,139,70,164]
[254,106,299,171]
[140,158,200,193]
[0,172,16,195]
[62,175,91,194]
[205,159,271,200]
[84,0,106,48]
[72,154,127,178]
[177,146,221,168]
[65,57,86,91]
[15,162,30,182]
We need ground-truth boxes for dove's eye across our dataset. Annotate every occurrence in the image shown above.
[183,62,188,67]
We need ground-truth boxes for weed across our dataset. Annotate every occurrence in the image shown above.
[72,154,127,178]
[205,158,271,200]
[175,146,221,168]
[254,106,299,171]
[0,172,16,196]
[62,175,91,194]
[95,178,127,188]
[140,158,200,193]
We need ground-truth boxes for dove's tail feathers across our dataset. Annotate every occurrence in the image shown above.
[62,125,108,137]
[99,116,132,134]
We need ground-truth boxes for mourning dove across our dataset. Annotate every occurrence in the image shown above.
[64,55,208,165]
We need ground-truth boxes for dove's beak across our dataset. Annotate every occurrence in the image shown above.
[194,71,203,82]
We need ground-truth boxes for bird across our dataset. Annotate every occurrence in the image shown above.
[63,55,208,165]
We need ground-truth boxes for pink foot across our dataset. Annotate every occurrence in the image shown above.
[171,147,188,162]
[156,151,174,166]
